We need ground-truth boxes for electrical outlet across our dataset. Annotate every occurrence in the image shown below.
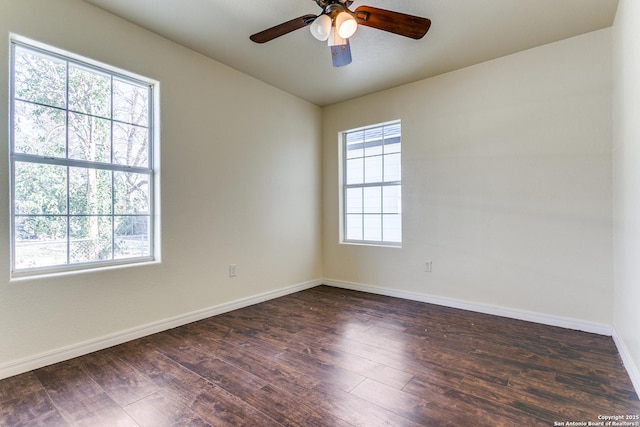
[424,261,432,273]
[229,264,237,277]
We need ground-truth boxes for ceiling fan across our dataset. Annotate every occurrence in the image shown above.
[250,0,431,67]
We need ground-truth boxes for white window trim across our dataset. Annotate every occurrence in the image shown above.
[9,35,161,279]
[339,120,402,247]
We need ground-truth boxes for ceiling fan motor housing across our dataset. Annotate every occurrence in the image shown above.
[315,0,354,9]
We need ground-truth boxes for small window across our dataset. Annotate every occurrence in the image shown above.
[9,38,159,277]
[342,121,402,246]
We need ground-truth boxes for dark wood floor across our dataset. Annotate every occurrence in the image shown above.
[1,285,639,426]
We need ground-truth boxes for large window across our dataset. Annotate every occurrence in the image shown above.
[342,121,402,245]
[10,38,159,276]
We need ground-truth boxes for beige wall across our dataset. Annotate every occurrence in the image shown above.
[322,30,613,325]
[0,0,322,373]
[613,0,640,391]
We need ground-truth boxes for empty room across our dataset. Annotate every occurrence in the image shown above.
[1,0,639,425]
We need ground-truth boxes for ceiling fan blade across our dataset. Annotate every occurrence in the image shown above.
[354,6,431,40]
[331,40,352,67]
[250,14,317,43]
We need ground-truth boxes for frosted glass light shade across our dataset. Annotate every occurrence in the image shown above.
[310,14,332,41]
[335,12,357,39]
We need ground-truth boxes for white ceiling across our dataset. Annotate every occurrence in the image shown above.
[83,0,619,106]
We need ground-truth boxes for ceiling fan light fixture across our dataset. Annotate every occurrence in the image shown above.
[250,2,432,67]
[335,11,357,39]
[310,14,331,41]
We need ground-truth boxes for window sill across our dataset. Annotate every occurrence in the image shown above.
[10,258,160,282]
[341,240,402,249]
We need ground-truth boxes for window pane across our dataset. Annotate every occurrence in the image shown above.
[345,187,363,214]
[364,156,383,183]
[113,79,149,126]
[14,47,66,108]
[69,167,112,214]
[113,122,149,167]
[364,126,382,140]
[115,216,149,259]
[345,214,363,240]
[14,101,66,157]
[384,123,401,137]
[346,145,363,160]
[69,65,111,118]
[383,214,402,243]
[384,141,401,154]
[114,172,150,214]
[363,186,381,214]
[14,162,67,215]
[365,141,383,157]
[345,129,364,159]
[346,158,364,185]
[14,216,67,269]
[364,126,383,151]
[382,185,402,214]
[384,138,401,154]
[70,216,112,263]
[68,112,111,162]
[363,215,382,241]
[384,153,401,182]
[383,124,401,150]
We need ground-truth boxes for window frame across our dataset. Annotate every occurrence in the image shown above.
[340,120,402,247]
[9,36,161,278]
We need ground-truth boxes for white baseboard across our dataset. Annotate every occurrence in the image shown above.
[322,279,613,335]
[612,330,640,398]
[0,279,322,380]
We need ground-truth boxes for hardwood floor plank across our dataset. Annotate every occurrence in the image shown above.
[108,339,225,404]
[111,336,282,426]
[351,378,433,419]
[301,383,424,427]
[0,372,44,404]
[305,345,415,390]
[78,349,159,407]
[244,384,353,427]
[0,389,69,427]
[275,348,366,392]
[508,368,640,417]
[33,360,103,402]
[402,366,466,397]
[151,332,268,399]
[48,393,139,427]
[124,389,211,427]
[437,383,550,425]
[184,317,289,362]
[184,384,282,427]
[34,359,139,427]
[166,329,321,394]
[353,377,520,426]
[452,370,568,424]
[1,285,638,426]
